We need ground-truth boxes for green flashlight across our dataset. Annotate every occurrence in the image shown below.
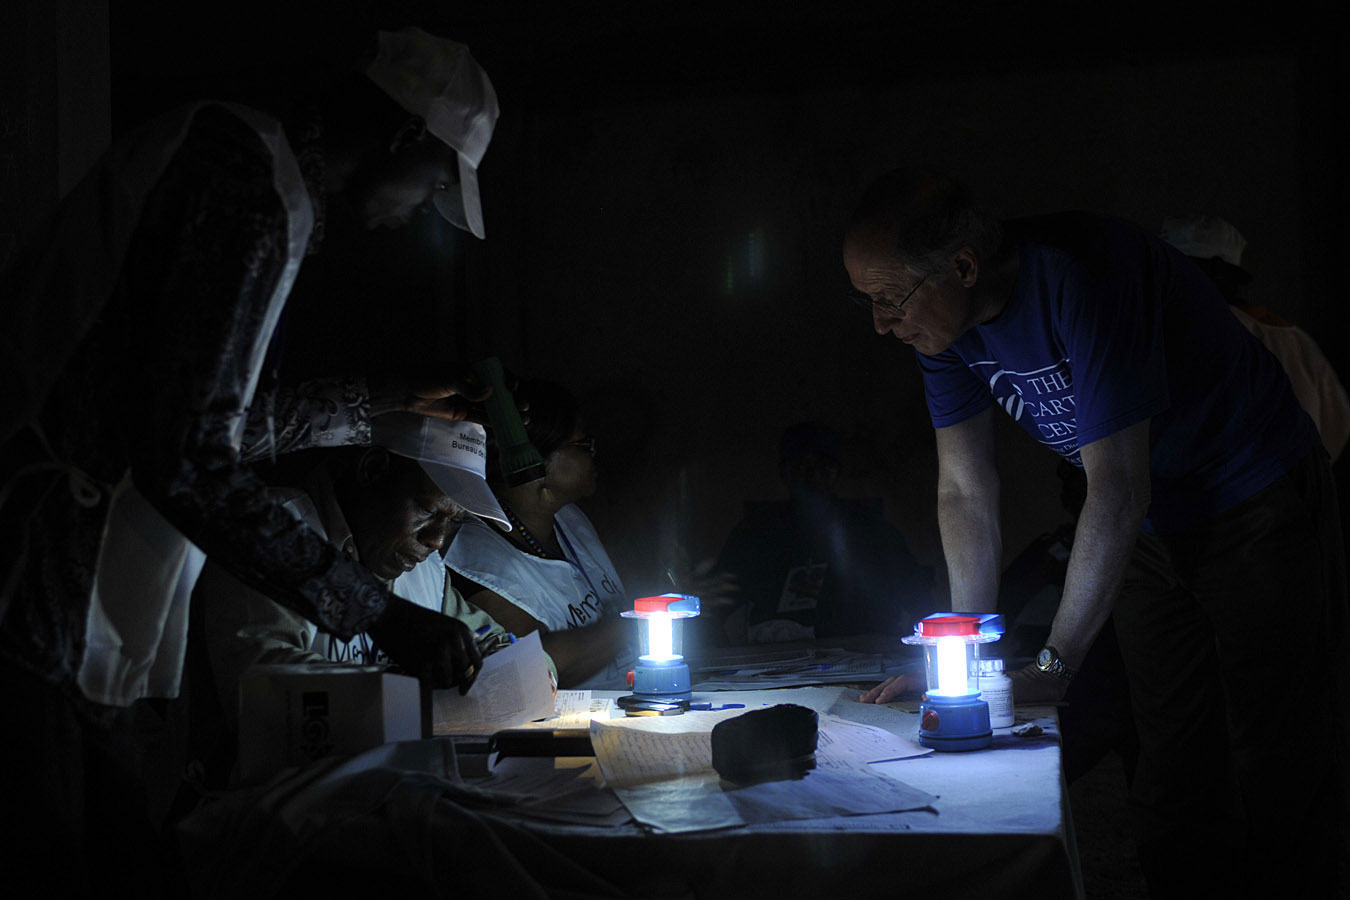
[472,357,545,486]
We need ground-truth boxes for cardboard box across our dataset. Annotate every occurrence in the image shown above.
[237,664,422,783]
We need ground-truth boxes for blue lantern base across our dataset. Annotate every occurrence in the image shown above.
[918,692,992,752]
[629,656,692,703]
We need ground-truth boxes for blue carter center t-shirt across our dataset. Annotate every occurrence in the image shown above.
[918,212,1316,534]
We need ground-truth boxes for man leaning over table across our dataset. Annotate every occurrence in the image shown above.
[844,169,1346,898]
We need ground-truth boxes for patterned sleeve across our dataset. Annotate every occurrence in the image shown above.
[239,374,373,463]
[119,105,391,640]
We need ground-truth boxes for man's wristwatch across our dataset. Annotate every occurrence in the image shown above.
[1035,645,1077,681]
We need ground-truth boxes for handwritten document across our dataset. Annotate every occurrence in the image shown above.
[431,631,554,735]
[590,704,937,832]
[511,690,618,730]
[590,706,746,787]
[815,713,929,764]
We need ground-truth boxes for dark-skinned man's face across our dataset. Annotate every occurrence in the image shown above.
[343,454,465,581]
[347,135,461,230]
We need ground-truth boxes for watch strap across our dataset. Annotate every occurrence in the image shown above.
[1038,645,1077,681]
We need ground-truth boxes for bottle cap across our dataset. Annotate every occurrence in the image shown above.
[977,658,1006,674]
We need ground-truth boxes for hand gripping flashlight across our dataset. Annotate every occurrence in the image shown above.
[471,357,545,486]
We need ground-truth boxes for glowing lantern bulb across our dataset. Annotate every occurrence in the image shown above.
[934,635,969,697]
[646,613,675,661]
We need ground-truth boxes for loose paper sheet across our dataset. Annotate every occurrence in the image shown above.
[589,690,936,832]
[432,631,554,735]
[814,713,928,764]
[517,690,616,728]
[591,706,749,788]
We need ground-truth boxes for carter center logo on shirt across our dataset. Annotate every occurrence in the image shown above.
[970,358,1082,465]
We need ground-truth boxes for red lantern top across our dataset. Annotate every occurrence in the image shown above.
[916,615,982,637]
[624,593,702,619]
[634,595,675,614]
[903,612,1005,646]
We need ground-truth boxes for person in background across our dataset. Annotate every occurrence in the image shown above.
[0,27,499,895]
[1160,214,1349,462]
[716,422,931,644]
[447,380,634,689]
[1162,214,1350,596]
[846,169,1345,897]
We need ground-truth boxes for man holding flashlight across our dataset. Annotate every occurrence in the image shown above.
[846,169,1345,897]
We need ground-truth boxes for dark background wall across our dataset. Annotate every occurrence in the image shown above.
[13,2,1346,605]
[0,1,109,273]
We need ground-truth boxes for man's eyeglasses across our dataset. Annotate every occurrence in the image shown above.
[569,436,597,454]
[846,272,928,316]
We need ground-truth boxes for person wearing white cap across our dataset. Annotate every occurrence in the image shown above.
[1160,214,1350,463]
[363,27,499,239]
[195,418,519,761]
[0,26,500,893]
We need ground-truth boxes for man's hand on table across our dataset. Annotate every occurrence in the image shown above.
[1009,663,1068,704]
[683,557,739,609]
[858,671,925,704]
[368,596,484,693]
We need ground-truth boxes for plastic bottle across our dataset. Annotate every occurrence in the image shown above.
[977,658,1015,729]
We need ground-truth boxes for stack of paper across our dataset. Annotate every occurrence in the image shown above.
[587,687,936,833]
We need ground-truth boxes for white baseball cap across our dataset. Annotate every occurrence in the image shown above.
[373,413,509,530]
[365,27,500,239]
[1160,215,1247,268]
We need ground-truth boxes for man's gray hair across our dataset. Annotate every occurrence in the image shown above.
[848,169,1003,275]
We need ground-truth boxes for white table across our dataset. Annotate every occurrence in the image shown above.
[518,691,1083,899]
[178,691,1083,899]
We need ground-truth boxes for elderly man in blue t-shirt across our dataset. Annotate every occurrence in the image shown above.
[845,169,1346,897]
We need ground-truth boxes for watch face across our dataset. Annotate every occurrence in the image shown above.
[1037,648,1053,671]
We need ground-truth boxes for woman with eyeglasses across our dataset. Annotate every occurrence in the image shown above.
[445,379,634,688]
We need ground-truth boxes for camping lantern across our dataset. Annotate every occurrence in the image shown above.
[902,613,1005,751]
[621,593,701,704]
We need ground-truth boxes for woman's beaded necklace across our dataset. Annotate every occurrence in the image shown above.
[498,497,562,560]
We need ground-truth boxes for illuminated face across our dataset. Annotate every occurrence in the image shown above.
[347,139,460,230]
[842,225,982,357]
[344,458,465,580]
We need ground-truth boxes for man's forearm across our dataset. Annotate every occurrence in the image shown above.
[938,489,1002,613]
[1047,485,1147,668]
